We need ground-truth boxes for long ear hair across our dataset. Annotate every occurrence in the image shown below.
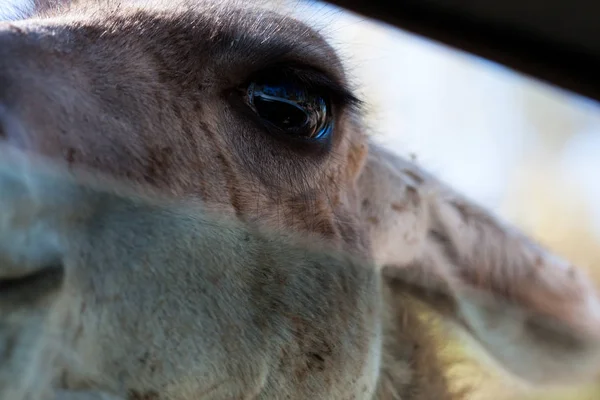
[360,141,600,387]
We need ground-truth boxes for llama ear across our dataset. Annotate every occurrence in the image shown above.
[359,142,600,386]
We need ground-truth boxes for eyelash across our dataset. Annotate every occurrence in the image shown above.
[245,65,360,108]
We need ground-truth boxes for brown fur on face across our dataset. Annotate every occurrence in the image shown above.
[1,1,600,399]
[1,0,369,253]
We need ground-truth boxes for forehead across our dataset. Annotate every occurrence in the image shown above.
[21,0,345,79]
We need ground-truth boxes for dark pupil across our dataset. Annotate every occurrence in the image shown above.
[248,81,329,139]
[253,97,309,130]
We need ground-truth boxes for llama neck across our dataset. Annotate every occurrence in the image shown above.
[373,287,455,400]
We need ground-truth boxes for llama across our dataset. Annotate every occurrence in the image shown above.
[0,1,599,399]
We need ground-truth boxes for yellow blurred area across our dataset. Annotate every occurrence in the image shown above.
[287,2,600,397]
[444,165,600,400]
[435,119,600,400]
[306,4,600,399]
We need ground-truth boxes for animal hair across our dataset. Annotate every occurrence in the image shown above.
[0,1,599,399]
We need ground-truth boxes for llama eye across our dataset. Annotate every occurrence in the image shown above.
[246,80,333,140]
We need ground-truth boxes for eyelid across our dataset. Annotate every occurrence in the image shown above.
[248,64,362,108]
[247,81,310,116]
[285,68,361,107]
